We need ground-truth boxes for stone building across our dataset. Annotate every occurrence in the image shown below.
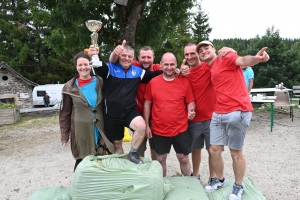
[0,61,38,108]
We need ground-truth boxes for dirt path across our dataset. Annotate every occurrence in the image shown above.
[1,108,300,200]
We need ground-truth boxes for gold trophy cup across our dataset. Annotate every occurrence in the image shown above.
[85,20,103,68]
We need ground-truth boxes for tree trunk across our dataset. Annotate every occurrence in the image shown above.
[116,0,147,48]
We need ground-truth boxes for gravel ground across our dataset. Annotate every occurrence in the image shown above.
[0,106,299,200]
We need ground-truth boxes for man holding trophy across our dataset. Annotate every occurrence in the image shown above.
[86,20,163,164]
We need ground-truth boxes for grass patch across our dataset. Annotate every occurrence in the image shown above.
[0,116,59,131]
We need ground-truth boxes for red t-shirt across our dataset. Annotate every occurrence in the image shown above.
[144,75,194,137]
[188,63,216,122]
[132,61,161,115]
[208,52,253,113]
[77,77,93,87]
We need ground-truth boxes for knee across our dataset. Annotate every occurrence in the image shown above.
[177,154,189,164]
[113,140,122,149]
[156,154,167,164]
[209,146,222,156]
[230,150,243,160]
[132,120,146,135]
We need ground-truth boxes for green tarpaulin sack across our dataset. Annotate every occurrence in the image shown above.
[164,176,209,200]
[207,177,266,200]
[27,186,72,200]
[70,154,171,200]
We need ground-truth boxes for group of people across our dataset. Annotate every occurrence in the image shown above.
[59,39,269,200]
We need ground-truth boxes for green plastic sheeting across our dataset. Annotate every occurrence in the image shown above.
[27,186,72,200]
[207,177,266,200]
[70,154,171,200]
[164,176,209,200]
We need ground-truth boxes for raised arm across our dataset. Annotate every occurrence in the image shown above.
[218,47,237,57]
[236,47,270,66]
[109,40,126,63]
[141,70,163,83]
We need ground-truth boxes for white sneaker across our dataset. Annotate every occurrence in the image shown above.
[228,183,243,200]
[205,177,226,193]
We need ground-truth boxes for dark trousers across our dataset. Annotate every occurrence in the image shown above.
[74,159,83,171]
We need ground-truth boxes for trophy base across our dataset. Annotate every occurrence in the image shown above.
[90,60,102,68]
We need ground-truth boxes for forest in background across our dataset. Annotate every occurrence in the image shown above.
[1,0,300,88]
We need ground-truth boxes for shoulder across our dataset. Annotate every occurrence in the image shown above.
[151,64,161,71]
[132,61,141,67]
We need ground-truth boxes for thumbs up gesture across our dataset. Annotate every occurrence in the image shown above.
[113,40,126,56]
[180,59,190,77]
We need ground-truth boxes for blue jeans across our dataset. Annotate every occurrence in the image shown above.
[45,103,50,107]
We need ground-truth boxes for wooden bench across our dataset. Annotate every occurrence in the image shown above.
[293,86,300,105]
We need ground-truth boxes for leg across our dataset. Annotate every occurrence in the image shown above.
[208,153,216,179]
[156,153,168,176]
[176,153,191,176]
[149,138,157,160]
[191,148,201,177]
[172,131,192,176]
[138,136,147,157]
[113,140,124,154]
[150,149,157,160]
[129,116,146,149]
[74,158,83,171]
[209,145,224,180]
[230,149,246,185]
[187,121,208,178]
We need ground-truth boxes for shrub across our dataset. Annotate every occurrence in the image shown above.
[0,103,16,109]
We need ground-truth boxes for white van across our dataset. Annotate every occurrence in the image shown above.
[32,84,65,107]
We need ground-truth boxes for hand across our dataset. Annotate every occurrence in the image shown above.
[145,126,152,139]
[188,107,196,120]
[180,59,190,77]
[113,40,126,56]
[256,47,270,62]
[88,45,99,57]
[62,140,70,147]
[174,68,180,77]
[218,47,237,58]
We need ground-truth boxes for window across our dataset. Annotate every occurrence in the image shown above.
[37,91,46,97]
[2,75,8,81]
[0,98,14,104]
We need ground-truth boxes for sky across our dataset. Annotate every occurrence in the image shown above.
[200,0,300,40]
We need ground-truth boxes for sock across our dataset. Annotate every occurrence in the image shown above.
[234,183,243,188]
[219,178,225,183]
[130,146,138,152]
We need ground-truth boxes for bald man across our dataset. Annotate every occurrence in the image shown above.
[144,52,195,177]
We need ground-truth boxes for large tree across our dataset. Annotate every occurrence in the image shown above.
[191,4,212,42]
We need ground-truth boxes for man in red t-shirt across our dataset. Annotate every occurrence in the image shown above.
[144,52,195,177]
[182,43,236,181]
[109,41,160,159]
[197,41,269,199]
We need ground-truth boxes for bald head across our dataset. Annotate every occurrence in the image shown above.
[161,52,177,63]
[160,52,177,79]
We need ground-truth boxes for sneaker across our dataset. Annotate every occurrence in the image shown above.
[228,183,243,200]
[190,172,201,180]
[128,151,143,164]
[205,177,226,193]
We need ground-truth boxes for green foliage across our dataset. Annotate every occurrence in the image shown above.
[1,0,300,88]
[0,103,16,109]
[191,4,212,42]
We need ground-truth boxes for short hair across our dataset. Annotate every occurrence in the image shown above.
[138,46,154,56]
[185,42,197,47]
[73,52,91,67]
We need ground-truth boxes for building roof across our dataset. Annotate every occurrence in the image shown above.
[0,61,38,86]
